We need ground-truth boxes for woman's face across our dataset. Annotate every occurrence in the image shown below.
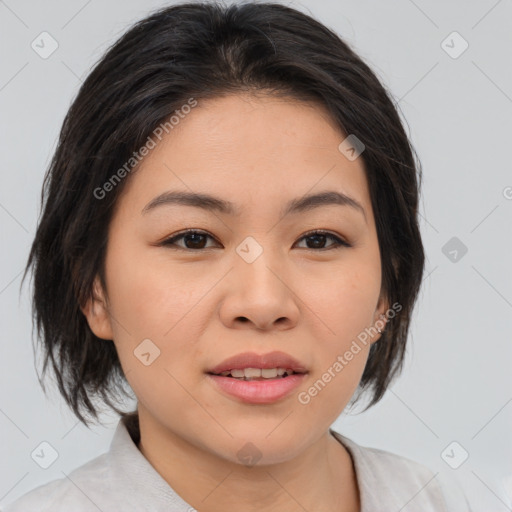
[84,93,388,464]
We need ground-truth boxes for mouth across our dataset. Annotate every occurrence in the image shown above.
[206,350,309,377]
[205,351,309,404]
[207,367,307,381]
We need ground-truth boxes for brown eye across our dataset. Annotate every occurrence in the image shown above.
[295,231,350,250]
[161,230,219,250]
[160,229,350,252]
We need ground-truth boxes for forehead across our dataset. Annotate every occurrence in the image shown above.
[116,93,373,222]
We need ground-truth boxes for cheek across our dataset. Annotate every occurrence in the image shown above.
[297,341,371,428]
[104,238,209,338]
[103,239,213,386]
[295,255,382,345]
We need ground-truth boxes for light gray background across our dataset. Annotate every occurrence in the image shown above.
[1,0,511,510]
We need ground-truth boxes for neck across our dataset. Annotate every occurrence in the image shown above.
[130,409,360,512]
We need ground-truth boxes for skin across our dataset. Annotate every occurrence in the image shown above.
[82,92,389,512]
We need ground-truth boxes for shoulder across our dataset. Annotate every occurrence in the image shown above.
[2,453,110,512]
[330,430,472,512]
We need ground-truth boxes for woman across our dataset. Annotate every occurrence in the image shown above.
[5,1,471,510]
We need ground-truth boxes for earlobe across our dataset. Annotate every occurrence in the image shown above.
[80,276,114,340]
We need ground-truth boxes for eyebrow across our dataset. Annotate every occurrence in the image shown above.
[142,190,366,222]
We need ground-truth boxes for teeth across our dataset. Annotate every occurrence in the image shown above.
[244,368,262,379]
[261,368,278,378]
[219,367,295,380]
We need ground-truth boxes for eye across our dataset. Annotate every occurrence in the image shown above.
[159,229,351,251]
[294,230,351,251]
[160,229,219,250]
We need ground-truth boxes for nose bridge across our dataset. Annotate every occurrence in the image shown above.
[234,234,285,295]
[218,234,299,330]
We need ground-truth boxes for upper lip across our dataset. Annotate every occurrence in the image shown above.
[207,351,309,375]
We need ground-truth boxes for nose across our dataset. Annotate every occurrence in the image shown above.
[218,247,300,332]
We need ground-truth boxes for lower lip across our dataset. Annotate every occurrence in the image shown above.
[206,373,307,404]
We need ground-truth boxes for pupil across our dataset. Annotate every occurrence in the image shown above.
[308,234,325,249]
[184,234,326,250]
[185,233,206,249]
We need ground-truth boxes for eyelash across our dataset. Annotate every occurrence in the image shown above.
[159,229,351,252]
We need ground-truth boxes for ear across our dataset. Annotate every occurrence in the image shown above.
[80,276,114,340]
[370,293,390,344]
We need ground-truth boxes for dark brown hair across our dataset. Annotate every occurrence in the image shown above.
[24,0,425,426]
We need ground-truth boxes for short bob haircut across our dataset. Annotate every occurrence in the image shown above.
[24,0,425,426]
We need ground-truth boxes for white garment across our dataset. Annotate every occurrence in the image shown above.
[2,413,472,511]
